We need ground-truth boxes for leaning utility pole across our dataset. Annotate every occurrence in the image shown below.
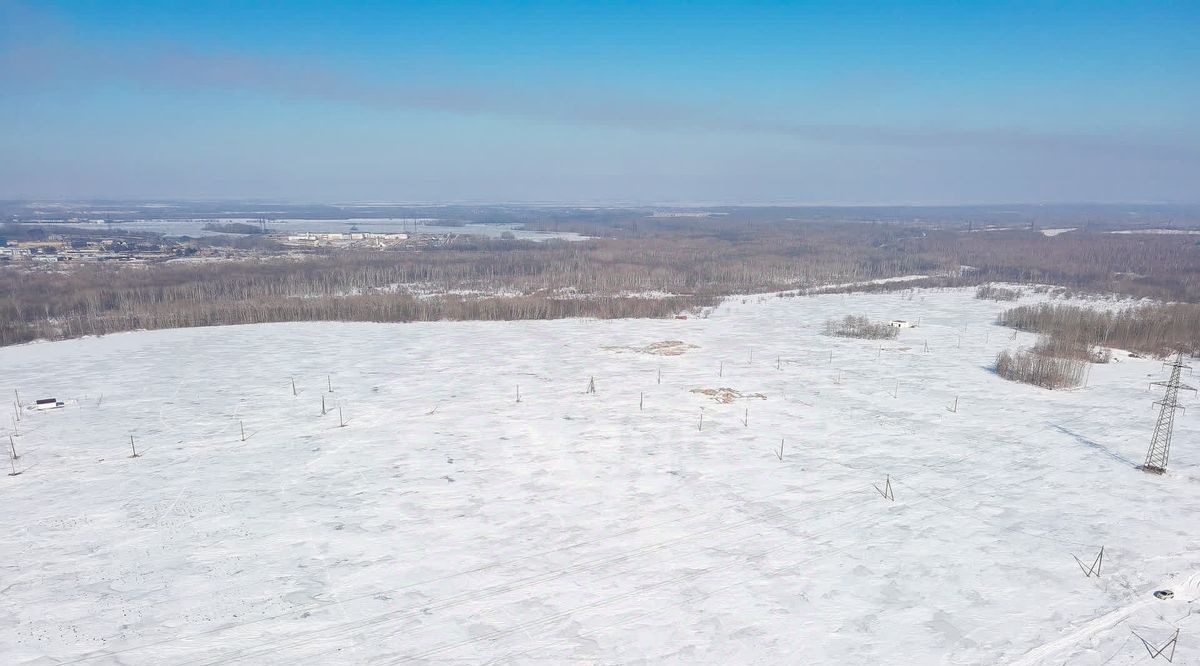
[1142,351,1195,474]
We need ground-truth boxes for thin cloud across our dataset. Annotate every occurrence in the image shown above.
[1,0,1197,166]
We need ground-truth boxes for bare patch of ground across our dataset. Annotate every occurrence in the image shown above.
[604,340,698,356]
[689,387,767,404]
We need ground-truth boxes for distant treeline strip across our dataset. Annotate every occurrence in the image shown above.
[524,216,1200,303]
[5,220,1200,346]
[0,226,935,345]
[0,292,712,345]
[906,229,1200,303]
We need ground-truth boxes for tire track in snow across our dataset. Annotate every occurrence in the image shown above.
[1009,571,1200,666]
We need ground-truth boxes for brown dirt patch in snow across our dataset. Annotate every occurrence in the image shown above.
[604,340,698,356]
[690,387,767,404]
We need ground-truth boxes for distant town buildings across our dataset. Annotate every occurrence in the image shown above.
[282,232,409,247]
[0,226,449,267]
[0,237,179,263]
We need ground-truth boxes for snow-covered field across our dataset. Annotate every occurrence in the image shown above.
[2,288,1197,665]
[34,219,589,242]
[1110,229,1200,236]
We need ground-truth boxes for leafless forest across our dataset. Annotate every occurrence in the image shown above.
[822,315,899,340]
[990,301,1200,389]
[998,302,1200,358]
[994,348,1088,389]
[4,218,1200,346]
[975,284,1023,301]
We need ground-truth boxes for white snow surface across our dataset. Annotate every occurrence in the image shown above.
[1110,229,1200,236]
[2,288,1198,665]
[34,219,588,242]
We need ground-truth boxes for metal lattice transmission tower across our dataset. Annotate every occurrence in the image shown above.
[1142,351,1195,474]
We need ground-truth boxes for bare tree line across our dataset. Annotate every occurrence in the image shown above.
[998,302,1200,358]
[1,291,708,345]
[5,221,1200,346]
[995,349,1087,389]
[0,227,935,345]
[975,284,1023,301]
[992,301,1200,389]
[903,230,1200,303]
[823,316,899,340]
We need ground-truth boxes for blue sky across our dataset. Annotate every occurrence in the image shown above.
[1,0,1197,203]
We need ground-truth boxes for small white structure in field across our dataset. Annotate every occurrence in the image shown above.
[35,398,64,410]
[890,320,915,329]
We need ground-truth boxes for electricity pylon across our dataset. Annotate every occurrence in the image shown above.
[1142,351,1195,474]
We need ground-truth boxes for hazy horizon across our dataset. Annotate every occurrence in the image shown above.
[8,198,1200,209]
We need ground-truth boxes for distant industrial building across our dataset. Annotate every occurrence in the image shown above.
[282,232,409,246]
